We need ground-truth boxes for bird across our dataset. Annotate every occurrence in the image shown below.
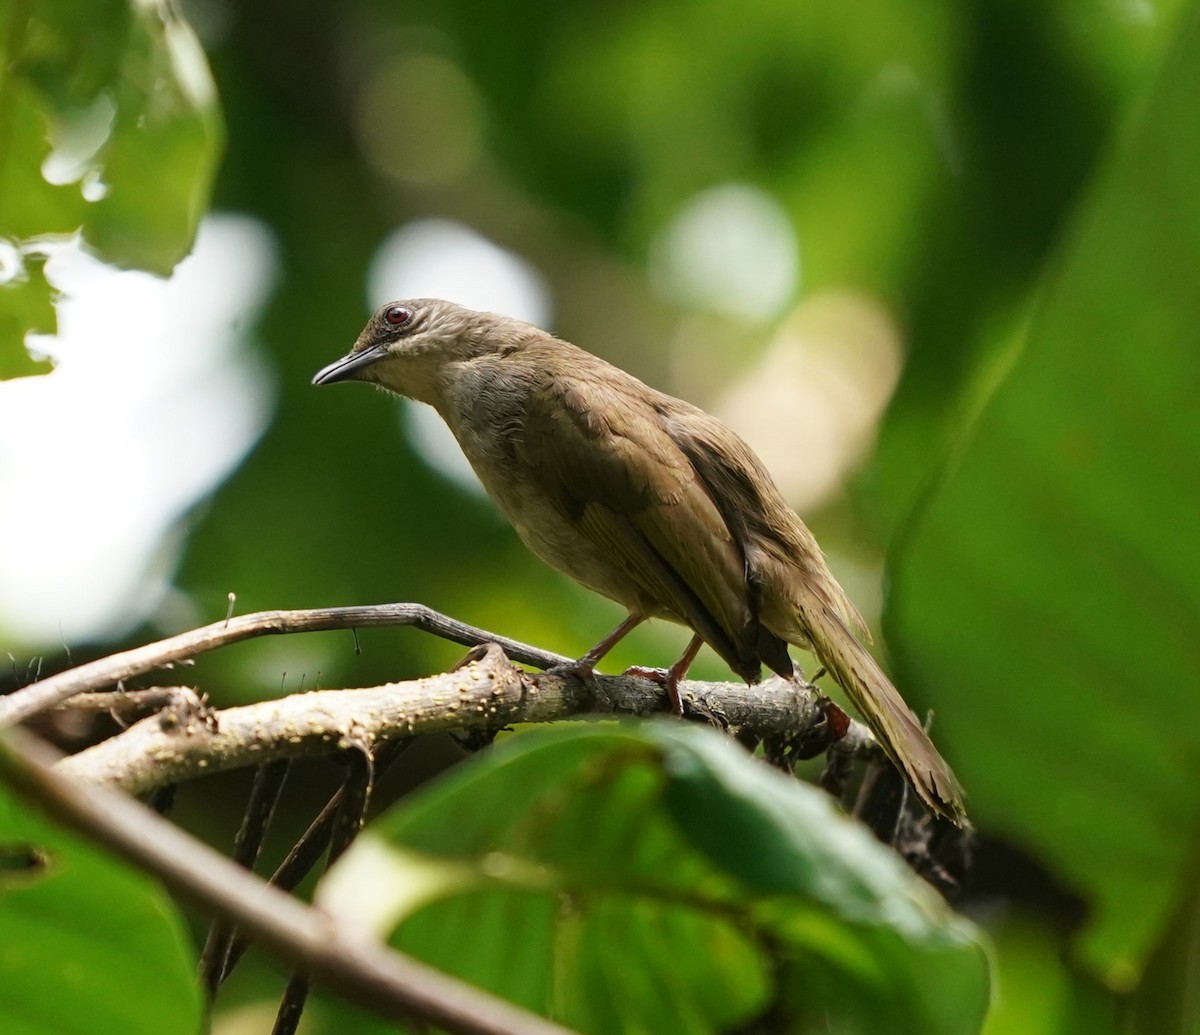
[313,298,965,824]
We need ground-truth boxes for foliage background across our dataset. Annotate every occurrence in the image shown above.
[2,0,1198,1032]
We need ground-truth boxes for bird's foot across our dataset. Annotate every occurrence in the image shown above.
[546,658,612,710]
[765,689,853,770]
[546,658,594,680]
[817,696,851,741]
[622,665,684,716]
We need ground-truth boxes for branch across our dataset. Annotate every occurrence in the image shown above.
[58,643,874,794]
[0,728,575,1035]
[0,604,571,727]
[54,686,204,721]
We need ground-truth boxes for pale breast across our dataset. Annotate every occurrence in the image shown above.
[437,357,670,617]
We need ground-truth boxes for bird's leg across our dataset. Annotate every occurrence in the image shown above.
[577,612,647,673]
[544,613,646,710]
[555,612,647,680]
[547,614,648,712]
[624,632,704,717]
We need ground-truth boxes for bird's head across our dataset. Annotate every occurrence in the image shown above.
[312,298,535,404]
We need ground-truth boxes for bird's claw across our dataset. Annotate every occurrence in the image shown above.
[545,659,612,710]
[622,665,684,716]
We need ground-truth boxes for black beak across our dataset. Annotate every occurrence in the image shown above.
[312,344,385,386]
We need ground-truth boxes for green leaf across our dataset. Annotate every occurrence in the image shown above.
[81,1,224,274]
[0,776,202,1035]
[0,0,223,379]
[0,253,55,378]
[888,1,1200,989]
[0,85,87,240]
[319,723,989,1035]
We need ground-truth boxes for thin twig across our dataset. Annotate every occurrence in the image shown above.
[273,748,375,1033]
[0,604,572,728]
[221,739,415,984]
[52,687,203,722]
[328,749,374,867]
[0,728,577,1035]
[272,977,308,1035]
[199,758,291,996]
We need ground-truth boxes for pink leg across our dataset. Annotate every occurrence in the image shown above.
[625,633,704,716]
[573,613,647,675]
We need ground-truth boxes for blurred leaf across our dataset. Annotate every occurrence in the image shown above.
[81,1,223,273]
[864,0,1184,534]
[319,724,989,1035]
[980,915,1118,1035]
[0,775,201,1034]
[0,0,222,379]
[0,254,55,378]
[1125,852,1200,1035]
[889,0,1200,988]
[0,80,86,239]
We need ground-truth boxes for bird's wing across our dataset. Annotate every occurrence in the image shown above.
[521,359,762,679]
[660,400,964,822]
[658,400,869,642]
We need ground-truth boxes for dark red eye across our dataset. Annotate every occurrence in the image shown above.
[383,305,411,326]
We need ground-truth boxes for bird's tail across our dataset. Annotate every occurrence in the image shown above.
[801,603,967,825]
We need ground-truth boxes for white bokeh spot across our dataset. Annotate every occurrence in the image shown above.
[368,219,550,323]
[0,215,277,647]
[650,183,799,322]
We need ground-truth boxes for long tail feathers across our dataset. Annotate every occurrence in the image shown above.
[805,604,967,826]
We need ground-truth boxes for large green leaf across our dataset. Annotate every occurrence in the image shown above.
[0,776,201,1034]
[319,723,989,1035]
[889,0,1200,988]
[78,0,222,273]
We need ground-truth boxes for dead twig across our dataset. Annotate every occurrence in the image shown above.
[0,603,572,728]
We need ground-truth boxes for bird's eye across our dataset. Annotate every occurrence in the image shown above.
[383,305,412,327]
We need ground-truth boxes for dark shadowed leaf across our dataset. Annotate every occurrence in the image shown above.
[0,777,201,1035]
[318,723,989,1035]
[889,3,1200,988]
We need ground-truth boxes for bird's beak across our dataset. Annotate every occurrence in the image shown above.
[312,344,385,386]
